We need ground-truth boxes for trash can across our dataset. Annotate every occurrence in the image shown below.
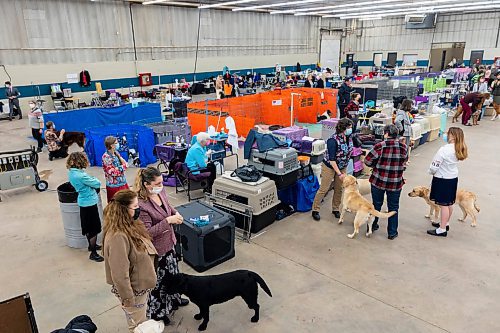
[57,182,104,249]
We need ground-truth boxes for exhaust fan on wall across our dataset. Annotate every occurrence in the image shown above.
[405,14,427,24]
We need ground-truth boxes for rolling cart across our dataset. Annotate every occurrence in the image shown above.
[0,147,48,197]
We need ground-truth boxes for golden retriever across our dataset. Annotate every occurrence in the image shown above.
[408,186,480,227]
[340,175,396,239]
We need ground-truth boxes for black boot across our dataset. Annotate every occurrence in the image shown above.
[89,252,104,262]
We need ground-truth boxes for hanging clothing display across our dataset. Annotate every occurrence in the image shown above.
[79,70,91,87]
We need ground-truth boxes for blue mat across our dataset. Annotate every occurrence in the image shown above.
[44,102,161,132]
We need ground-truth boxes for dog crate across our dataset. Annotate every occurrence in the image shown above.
[248,148,299,175]
[272,126,309,142]
[321,118,339,140]
[146,120,191,145]
[291,139,325,156]
[211,174,279,234]
[174,201,235,272]
[0,293,39,333]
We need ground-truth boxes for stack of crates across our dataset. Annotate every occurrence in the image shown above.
[271,126,309,142]
[368,115,393,127]
[212,174,280,233]
[321,118,339,140]
[410,123,423,149]
[414,117,430,146]
[425,114,441,141]
[146,119,191,145]
[248,147,300,190]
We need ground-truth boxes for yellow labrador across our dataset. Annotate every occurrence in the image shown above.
[340,175,396,239]
[408,186,480,227]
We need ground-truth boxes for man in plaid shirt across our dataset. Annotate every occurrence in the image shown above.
[364,124,408,240]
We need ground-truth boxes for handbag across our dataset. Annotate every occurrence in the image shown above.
[231,165,262,182]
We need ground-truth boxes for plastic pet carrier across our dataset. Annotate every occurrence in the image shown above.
[211,174,279,233]
[175,201,235,272]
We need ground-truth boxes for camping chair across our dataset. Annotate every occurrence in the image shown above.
[174,162,210,201]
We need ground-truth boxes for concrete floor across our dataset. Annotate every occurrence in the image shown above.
[0,110,499,333]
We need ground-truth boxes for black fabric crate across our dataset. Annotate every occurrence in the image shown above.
[214,204,277,234]
[174,201,235,272]
[309,155,323,165]
[263,170,298,190]
[297,164,313,179]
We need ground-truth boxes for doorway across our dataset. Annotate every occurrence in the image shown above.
[429,42,465,71]
[373,53,383,69]
[470,50,484,67]
[320,35,341,73]
[387,52,397,67]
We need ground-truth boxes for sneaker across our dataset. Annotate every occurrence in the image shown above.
[89,252,104,262]
[36,148,42,153]
[388,232,398,240]
[49,156,54,161]
[312,211,321,221]
[372,223,379,231]
[332,211,341,219]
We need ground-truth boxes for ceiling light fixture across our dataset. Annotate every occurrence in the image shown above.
[333,2,500,19]
[199,0,265,9]
[232,0,323,12]
[308,0,457,16]
[359,16,383,21]
[271,0,404,15]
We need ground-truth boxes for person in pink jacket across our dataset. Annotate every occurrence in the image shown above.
[102,136,129,202]
[135,167,189,325]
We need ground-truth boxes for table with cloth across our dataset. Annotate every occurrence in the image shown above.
[43,102,162,132]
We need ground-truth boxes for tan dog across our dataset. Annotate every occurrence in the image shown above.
[408,186,480,227]
[340,175,396,239]
[452,105,463,123]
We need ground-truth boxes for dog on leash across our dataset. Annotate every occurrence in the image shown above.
[164,270,272,331]
[56,131,85,149]
[408,186,480,227]
[340,175,396,239]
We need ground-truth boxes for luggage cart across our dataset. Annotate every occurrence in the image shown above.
[0,147,48,198]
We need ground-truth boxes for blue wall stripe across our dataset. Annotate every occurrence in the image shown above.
[0,64,317,99]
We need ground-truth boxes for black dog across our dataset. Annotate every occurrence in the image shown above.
[164,270,272,331]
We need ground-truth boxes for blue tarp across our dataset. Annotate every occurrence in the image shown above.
[43,102,162,132]
[84,124,156,167]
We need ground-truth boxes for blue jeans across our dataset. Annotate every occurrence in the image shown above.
[371,185,401,237]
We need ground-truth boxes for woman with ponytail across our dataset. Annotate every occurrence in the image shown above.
[427,127,468,237]
[103,190,157,332]
[134,167,188,325]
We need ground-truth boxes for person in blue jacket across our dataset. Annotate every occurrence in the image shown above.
[185,132,216,192]
[67,152,104,262]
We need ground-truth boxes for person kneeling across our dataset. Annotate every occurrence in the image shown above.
[45,121,68,161]
[185,132,216,192]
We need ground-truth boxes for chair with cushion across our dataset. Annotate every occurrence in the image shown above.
[174,162,210,201]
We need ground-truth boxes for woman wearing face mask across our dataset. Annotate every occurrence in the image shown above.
[134,167,188,325]
[427,127,468,237]
[344,92,361,132]
[102,136,129,202]
[311,118,354,221]
[28,100,44,152]
[103,189,158,332]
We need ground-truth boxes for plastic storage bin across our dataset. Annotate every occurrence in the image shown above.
[414,117,430,132]
[427,128,440,142]
[410,123,423,149]
[175,201,235,272]
[212,175,279,233]
[369,116,393,127]
[424,114,440,130]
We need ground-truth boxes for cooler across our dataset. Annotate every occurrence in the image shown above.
[175,201,235,272]
[211,174,279,233]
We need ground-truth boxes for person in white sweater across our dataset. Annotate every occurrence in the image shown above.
[427,127,468,237]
